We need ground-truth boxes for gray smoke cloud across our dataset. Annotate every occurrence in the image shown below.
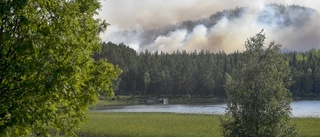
[98,0,320,53]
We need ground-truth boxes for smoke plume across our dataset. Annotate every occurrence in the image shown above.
[99,1,320,53]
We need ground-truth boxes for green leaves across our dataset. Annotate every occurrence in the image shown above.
[0,0,121,136]
[221,31,296,137]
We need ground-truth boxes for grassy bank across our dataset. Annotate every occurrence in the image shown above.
[92,96,223,108]
[77,112,320,137]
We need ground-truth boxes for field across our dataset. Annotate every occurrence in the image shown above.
[76,112,320,137]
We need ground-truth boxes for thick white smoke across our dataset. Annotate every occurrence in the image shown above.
[99,0,320,53]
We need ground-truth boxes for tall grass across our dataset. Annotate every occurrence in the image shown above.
[77,112,320,137]
[294,117,320,137]
[77,112,221,137]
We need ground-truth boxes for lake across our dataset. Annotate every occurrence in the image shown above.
[93,100,320,117]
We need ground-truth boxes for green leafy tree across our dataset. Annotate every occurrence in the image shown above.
[220,31,296,137]
[0,0,121,136]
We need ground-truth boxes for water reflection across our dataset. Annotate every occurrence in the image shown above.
[93,100,320,117]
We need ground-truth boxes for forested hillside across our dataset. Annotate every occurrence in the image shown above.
[110,4,317,53]
[94,42,320,99]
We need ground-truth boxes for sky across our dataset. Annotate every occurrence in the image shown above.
[98,0,320,53]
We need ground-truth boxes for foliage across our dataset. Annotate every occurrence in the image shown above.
[144,71,151,95]
[220,32,296,136]
[0,0,121,136]
[287,49,320,99]
[95,43,231,98]
[91,3,320,99]
[97,41,320,99]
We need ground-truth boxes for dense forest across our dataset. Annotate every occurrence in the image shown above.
[94,42,320,99]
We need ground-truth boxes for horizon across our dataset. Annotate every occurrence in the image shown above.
[98,0,320,53]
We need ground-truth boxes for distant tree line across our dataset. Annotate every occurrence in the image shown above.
[94,42,320,99]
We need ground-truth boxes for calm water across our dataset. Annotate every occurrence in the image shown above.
[93,100,320,117]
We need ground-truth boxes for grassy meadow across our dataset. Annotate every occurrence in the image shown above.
[76,112,320,137]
